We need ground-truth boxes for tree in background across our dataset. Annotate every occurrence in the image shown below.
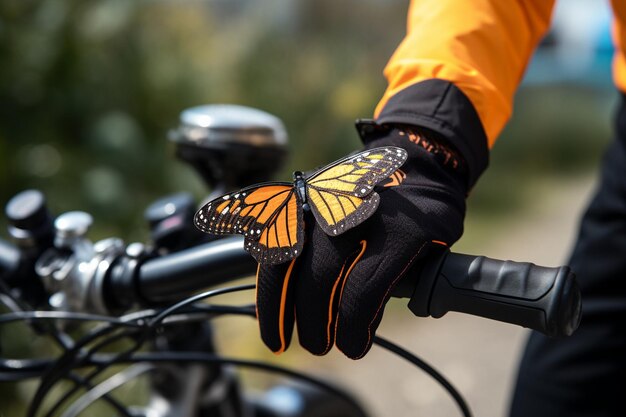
[0,0,405,241]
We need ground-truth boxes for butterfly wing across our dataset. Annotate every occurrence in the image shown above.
[194,183,304,265]
[305,146,407,236]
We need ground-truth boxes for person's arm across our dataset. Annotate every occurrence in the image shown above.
[255,0,557,360]
[375,0,555,187]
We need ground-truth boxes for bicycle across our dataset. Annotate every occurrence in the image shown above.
[0,104,582,417]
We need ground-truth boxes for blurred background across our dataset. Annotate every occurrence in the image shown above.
[0,0,616,416]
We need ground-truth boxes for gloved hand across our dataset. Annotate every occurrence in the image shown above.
[256,122,468,359]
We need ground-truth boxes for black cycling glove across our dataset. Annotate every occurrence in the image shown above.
[256,124,468,359]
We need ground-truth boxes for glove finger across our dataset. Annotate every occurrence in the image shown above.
[294,223,361,355]
[256,258,299,354]
[334,234,430,359]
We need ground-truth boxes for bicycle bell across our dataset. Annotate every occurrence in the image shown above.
[169,104,288,192]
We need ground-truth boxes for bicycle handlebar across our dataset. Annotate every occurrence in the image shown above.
[137,236,256,303]
[394,250,581,337]
[129,238,581,337]
[0,228,582,337]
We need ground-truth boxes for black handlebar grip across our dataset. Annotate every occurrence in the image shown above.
[407,251,582,337]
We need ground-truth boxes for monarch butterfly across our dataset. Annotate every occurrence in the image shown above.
[194,146,408,264]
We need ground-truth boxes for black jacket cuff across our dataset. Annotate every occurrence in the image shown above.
[374,79,489,188]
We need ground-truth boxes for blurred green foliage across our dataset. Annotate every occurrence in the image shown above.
[0,1,407,412]
[469,85,615,217]
[0,0,617,414]
[0,0,615,240]
[0,0,407,242]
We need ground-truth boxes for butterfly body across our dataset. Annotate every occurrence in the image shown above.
[293,171,309,211]
[194,146,408,264]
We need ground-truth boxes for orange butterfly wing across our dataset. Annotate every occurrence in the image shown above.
[305,147,407,235]
[194,184,303,265]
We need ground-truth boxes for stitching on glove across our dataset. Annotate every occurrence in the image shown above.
[333,240,368,344]
[255,263,261,316]
[321,260,348,354]
[321,242,371,354]
[353,240,429,359]
[326,261,347,351]
[275,258,297,354]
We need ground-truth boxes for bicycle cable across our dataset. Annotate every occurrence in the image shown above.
[0,281,134,417]
[374,336,472,417]
[67,351,368,416]
[12,282,473,417]
[31,285,256,417]
[0,304,254,381]
[59,363,156,417]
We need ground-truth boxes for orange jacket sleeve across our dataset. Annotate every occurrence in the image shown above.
[612,1,626,91]
[374,0,555,186]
